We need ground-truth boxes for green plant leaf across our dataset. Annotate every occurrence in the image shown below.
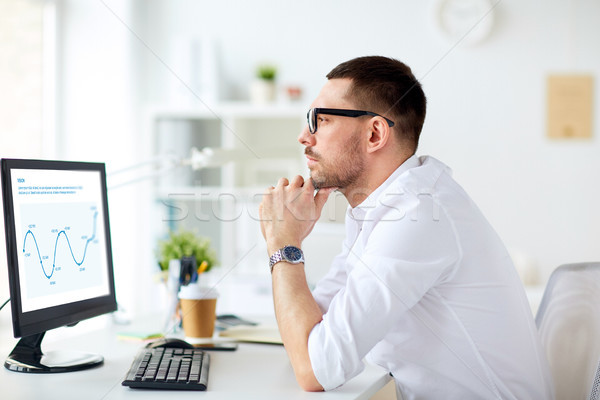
[256,64,277,81]
[156,229,218,273]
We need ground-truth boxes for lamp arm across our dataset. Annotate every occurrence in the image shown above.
[107,146,267,190]
[107,153,182,190]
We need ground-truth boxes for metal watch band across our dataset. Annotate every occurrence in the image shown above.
[269,250,284,268]
[269,245,304,273]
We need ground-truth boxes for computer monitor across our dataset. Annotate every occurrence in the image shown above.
[1,158,117,373]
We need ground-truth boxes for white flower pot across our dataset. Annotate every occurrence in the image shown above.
[250,79,276,104]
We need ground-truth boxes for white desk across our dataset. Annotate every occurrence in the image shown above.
[0,316,391,400]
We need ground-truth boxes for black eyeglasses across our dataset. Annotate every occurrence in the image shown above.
[307,107,395,134]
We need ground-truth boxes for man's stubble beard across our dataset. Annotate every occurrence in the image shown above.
[307,131,364,191]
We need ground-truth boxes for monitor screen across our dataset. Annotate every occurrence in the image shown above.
[1,158,117,372]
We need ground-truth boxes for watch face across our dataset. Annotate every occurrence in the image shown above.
[282,246,303,263]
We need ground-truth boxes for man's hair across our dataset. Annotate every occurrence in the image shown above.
[326,56,427,154]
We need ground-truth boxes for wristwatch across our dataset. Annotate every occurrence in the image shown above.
[269,245,304,273]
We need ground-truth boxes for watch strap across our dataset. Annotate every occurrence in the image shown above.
[269,250,284,268]
[269,245,304,273]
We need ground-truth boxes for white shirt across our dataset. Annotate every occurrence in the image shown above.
[308,156,554,400]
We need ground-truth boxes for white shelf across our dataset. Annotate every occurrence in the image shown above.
[147,101,307,276]
[155,185,267,201]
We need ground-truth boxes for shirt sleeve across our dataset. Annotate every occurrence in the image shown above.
[311,208,355,313]
[311,251,348,314]
[308,204,460,390]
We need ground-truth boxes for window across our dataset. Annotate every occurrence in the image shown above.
[0,0,54,159]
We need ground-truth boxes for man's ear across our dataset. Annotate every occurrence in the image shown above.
[366,117,391,154]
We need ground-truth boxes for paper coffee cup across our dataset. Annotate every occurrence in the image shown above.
[178,285,218,339]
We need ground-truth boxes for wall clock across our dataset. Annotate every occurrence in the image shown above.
[434,0,496,45]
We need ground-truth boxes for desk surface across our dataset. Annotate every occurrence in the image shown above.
[0,315,390,400]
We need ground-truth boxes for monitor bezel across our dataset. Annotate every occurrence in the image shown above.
[1,158,117,338]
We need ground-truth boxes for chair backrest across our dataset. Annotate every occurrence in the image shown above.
[536,262,600,400]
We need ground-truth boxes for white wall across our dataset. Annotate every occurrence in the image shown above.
[52,0,600,315]
[136,0,599,282]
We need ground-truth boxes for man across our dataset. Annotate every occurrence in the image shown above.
[259,56,553,399]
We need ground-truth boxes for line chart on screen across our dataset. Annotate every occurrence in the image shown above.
[19,203,104,298]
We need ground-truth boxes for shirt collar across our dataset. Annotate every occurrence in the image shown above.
[348,155,421,222]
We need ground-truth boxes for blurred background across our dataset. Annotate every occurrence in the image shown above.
[1,0,599,320]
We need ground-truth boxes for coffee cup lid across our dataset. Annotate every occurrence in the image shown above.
[178,284,218,300]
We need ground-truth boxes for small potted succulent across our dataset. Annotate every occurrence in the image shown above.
[250,63,277,104]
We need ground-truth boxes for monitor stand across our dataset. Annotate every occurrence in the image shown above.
[4,331,104,373]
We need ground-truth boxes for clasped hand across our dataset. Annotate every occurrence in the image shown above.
[259,176,336,253]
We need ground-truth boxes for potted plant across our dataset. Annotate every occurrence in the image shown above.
[156,229,218,285]
[250,63,277,104]
[156,229,218,331]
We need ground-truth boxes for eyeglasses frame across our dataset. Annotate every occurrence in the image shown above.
[307,107,395,134]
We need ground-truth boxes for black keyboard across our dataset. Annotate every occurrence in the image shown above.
[122,347,210,391]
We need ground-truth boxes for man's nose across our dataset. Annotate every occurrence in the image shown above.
[298,125,315,147]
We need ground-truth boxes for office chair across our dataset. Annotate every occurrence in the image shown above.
[535,262,600,400]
